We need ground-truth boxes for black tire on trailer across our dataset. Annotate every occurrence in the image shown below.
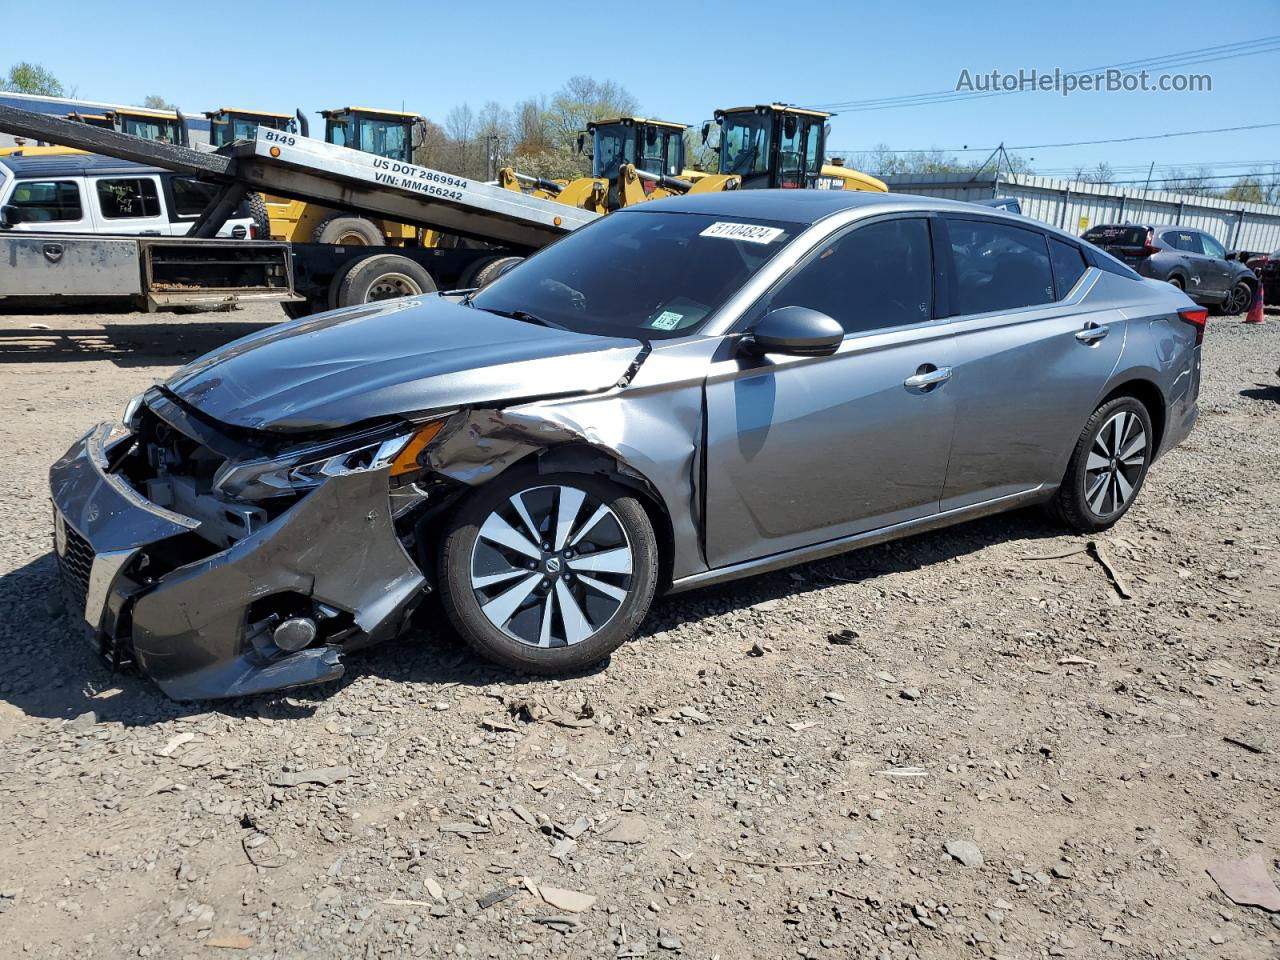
[456,255,504,290]
[311,214,384,246]
[438,470,659,675]
[470,255,524,289]
[244,192,272,240]
[335,254,437,308]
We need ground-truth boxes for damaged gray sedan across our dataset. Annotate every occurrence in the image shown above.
[50,190,1202,700]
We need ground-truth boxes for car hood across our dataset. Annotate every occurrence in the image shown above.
[165,296,645,433]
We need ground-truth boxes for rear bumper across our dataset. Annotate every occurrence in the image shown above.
[49,424,426,701]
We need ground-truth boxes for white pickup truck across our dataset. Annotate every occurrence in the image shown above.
[0,151,254,238]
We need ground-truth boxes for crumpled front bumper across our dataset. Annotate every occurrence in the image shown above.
[49,424,427,701]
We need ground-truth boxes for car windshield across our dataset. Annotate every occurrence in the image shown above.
[469,210,803,339]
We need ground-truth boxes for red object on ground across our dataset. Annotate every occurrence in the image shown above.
[1244,280,1265,325]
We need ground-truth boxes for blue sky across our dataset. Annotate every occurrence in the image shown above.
[5,0,1278,186]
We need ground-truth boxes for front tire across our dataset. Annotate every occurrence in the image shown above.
[1049,396,1153,532]
[438,472,659,674]
[1222,280,1252,316]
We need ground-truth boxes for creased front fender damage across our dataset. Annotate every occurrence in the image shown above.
[130,467,424,700]
[424,379,707,584]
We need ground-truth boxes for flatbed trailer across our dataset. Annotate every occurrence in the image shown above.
[0,105,599,316]
[0,231,294,311]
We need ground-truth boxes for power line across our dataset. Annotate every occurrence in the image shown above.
[826,120,1280,157]
[807,36,1280,113]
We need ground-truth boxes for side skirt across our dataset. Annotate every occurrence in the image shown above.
[667,485,1051,595]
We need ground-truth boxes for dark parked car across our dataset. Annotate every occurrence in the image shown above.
[1081,224,1258,314]
[50,191,1203,700]
[1245,250,1279,305]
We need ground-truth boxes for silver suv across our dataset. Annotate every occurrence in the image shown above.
[1082,224,1257,314]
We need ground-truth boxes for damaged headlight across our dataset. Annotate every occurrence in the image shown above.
[122,392,146,432]
[212,417,450,501]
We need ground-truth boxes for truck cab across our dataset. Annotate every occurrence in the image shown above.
[205,108,294,148]
[584,117,687,182]
[321,107,418,163]
[69,107,189,146]
[707,104,829,189]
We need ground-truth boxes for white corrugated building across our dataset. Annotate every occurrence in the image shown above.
[882,172,1280,253]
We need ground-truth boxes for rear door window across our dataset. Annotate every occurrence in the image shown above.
[945,218,1055,315]
[1048,237,1089,299]
[96,178,162,219]
[760,218,933,334]
[1165,230,1202,254]
[10,180,82,221]
[1199,233,1226,259]
[170,177,217,217]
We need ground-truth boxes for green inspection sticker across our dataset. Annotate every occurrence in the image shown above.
[649,311,684,330]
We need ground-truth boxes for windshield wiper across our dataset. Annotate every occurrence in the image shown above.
[477,307,564,330]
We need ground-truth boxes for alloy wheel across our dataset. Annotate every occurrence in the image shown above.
[1225,283,1252,314]
[1083,410,1147,518]
[469,484,634,648]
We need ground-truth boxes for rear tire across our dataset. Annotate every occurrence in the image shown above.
[1167,275,1184,291]
[335,254,436,307]
[1049,395,1153,533]
[312,214,384,246]
[438,471,659,675]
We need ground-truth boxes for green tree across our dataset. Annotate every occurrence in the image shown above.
[141,94,177,111]
[1221,175,1266,205]
[1,61,65,96]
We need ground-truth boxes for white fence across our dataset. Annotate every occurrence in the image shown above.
[882,172,1280,253]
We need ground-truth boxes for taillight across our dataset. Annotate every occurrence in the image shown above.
[249,224,258,239]
[1178,306,1207,345]
[1139,228,1161,257]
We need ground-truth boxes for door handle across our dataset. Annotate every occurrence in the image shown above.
[904,365,953,389]
[42,243,64,263]
[1075,324,1109,344]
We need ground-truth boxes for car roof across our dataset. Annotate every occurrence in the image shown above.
[627,188,1042,228]
[0,153,171,178]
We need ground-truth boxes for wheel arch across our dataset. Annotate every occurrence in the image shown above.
[499,443,677,591]
[1099,378,1167,457]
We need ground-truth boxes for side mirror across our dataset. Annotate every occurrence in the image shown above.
[744,306,843,357]
[0,204,21,228]
[701,121,720,151]
[576,132,586,155]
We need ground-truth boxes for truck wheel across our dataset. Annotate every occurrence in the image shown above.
[244,192,273,240]
[471,255,524,288]
[335,254,437,307]
[312,214,384,246]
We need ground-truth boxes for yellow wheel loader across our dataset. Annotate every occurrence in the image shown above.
[702,104,886,192]
[69,106,190,146]
[498,116,739,214]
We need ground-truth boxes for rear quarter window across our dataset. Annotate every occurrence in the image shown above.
[1048,238,1088,299]
[945,218,1055,316]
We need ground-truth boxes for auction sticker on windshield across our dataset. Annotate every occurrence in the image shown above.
[700,222,785,244]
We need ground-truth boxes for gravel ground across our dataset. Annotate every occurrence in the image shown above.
[1,301,1278,960]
